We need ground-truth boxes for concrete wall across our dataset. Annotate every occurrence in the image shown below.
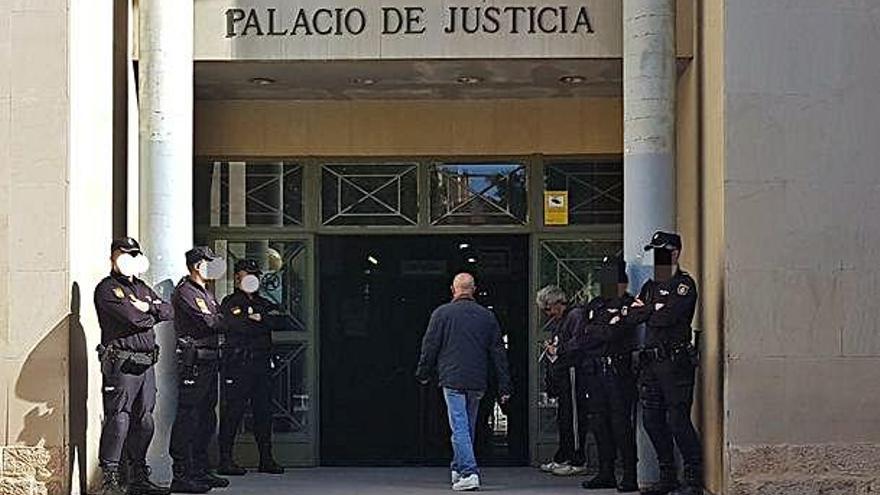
[0,1,71,494]
[0,1,114,494]
[195,97,622,156]
[723,1,880,493]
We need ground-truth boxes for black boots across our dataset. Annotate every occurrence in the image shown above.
[582,466,617,490]
[258,457,285,475]
[618,467,639,493]
[100,469,126,495]
[217,456,247,476]
[170,465,211,494]
[671,465,703,495]
[127,464,170,495]
[640,466,679,495]
[193,471,230,489]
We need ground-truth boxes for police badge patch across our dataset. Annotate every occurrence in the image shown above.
[195,297,211,314]
[113,287,125,299]
[231,306,242,315]
[677,283,690,296]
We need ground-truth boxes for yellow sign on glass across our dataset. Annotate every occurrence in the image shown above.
[544,191,569,226]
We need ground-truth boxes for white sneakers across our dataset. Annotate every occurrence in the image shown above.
[452,473,480,491]
[551,464,587,476]
[539,461,568,473]
[451,470,461,484]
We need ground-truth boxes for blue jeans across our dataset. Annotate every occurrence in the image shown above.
[443,388,484,477]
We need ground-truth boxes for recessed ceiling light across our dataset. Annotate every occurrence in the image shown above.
[351,77,377,86]
[559,75,586,85]
[456,75,483,85]
[249,77,276,86]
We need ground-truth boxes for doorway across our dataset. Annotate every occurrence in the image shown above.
[319,234,529,466]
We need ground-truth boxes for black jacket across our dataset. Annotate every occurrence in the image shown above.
[94,271,174,352]
[415,297,512,394]
[626,269,698,346]
[220,289,283,352]
[172,276,225,348]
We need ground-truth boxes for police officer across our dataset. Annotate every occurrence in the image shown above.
[169,247,228,493]
[94,237,173,495]
[577,257,638,492]
[216,259,284,476]
[627,232,701,495]
[537,286,589,476]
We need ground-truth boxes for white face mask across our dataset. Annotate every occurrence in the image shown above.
[197,257,227,280]
[240,274,260,294]
[116,253,138,277]
[133,254,150,274]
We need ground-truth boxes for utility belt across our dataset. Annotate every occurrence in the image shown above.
[579,353,632,376]
[222,347,272,367]
[176,337,221,367]
[97,343,159,375]
[633,341,698,370]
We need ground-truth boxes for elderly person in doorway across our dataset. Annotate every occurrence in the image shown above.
[416,273,513,492]
[537,285,590,477]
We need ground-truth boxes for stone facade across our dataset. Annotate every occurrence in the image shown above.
[0,446,54,495]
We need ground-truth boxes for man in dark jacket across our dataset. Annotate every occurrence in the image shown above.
[94,237,173,495]
[537,286,589,477]
[416,273,512,492]
[169,247,229,493]
[217,259,284,475]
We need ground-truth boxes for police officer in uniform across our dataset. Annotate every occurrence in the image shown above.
[577,257,639,492]
[626,232,701,495]
[216,259,284,476]
[94,237,173,495]
[169,247,228,493]
[537,286,589,476]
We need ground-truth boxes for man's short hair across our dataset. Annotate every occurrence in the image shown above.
[535,285,567,309]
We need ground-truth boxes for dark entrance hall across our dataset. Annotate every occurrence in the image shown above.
[319,235,529,466]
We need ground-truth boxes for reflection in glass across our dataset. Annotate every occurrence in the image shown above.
[430,163,528,225]
[194,161,303,228]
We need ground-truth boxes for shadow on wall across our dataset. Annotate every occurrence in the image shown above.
[14,315,73,495]
[69,282,89,494]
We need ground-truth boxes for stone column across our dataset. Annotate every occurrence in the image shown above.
[138,0,194,481]
[623,0,677,483]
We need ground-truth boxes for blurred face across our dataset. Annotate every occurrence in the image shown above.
[654,249,679,281]
[542,301,566,320]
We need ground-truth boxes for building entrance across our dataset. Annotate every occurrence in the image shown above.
[319,235,529,466]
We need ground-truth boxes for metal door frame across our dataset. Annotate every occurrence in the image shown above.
[195,154,622,466]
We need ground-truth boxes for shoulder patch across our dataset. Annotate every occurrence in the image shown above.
[677,283,690,296]
[231,306,242,315]
[113,287,125,299]
[195,297,211,314]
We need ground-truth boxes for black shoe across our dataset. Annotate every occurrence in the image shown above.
[169,477,211,494]
[582,473,617,490]
[194,472,229,488]
[101,470,127,495]
[258,459,284,474]
[670,486,702,495]
[128,465,171,495]
[640,480,679,495]
[216,460,247,476]
[618,477,639,493]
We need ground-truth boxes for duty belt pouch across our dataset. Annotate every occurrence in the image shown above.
[120,352,153,375]
[176,338,198,367]
[195,348,220,362]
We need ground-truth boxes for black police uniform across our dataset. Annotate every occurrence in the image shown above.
[576,292,639,491]
[169,272,227,490]
[217,286,284,474]
[629,267,701,494]
[94,239,173,495]
[549,306,590,467]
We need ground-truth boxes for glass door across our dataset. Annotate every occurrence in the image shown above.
[206,236,318,467]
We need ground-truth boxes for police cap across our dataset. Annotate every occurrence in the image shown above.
[643,231,682,252]
[111,237,141,255]
[234,259,262,275]
[185,246,217,266]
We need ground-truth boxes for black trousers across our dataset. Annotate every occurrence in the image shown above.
[638,356,702,471]
[552,366,588,465]
[170,363,219,476]
[218,354,274,460]
[99,359,156,470]
[580,363,638,476]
